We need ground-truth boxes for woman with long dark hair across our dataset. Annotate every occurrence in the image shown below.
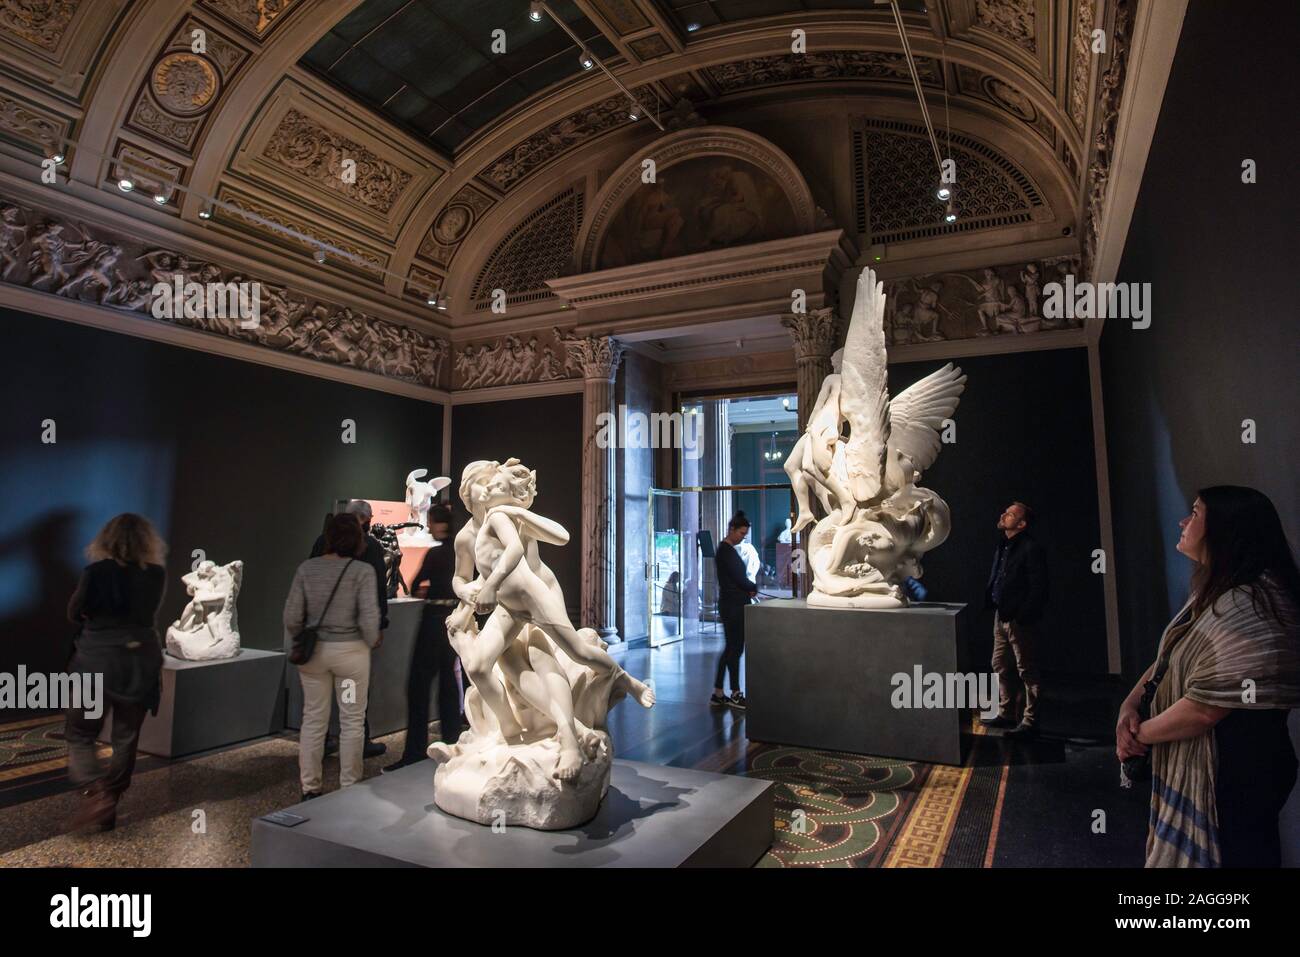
[712,510,757,710]
[65,513,168,832]
[1116,486,1300,866]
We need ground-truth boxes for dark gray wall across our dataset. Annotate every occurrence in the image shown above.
[0,308,441,681]
[891,347,1107,675]
[1102,0,1300,678]
[450,393,584,621]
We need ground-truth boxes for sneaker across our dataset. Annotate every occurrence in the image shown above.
[363,740,388,759]
[709,692,730,707]
[1005,722,1038,738]
[301,791,322,802]
[727,691,747,711]
[981,715,1016,729]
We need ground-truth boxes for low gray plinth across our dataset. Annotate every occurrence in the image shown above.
[251,758,774,868]
[747,599,969,765]
[102,648,286,758]
[285,598,435,736]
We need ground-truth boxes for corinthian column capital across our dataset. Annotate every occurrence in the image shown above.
[554,328,626,382]
[781,307,840,362]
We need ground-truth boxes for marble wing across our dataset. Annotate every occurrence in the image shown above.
[839,268,892,502]
[886,362,967,479]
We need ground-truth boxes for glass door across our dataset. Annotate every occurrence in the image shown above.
[647,488,684,647]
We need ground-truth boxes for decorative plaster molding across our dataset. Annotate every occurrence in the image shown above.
[706,51,941,94]
[199,0,299,40]
[1082,0,1133,279]
[417,182,495,268]
[452,326,575,391]
[0,195,448,388]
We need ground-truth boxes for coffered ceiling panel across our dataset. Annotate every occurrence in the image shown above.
[301,0,617,155]
[659,0,928,33]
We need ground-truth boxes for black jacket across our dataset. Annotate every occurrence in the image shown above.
[984,533,1049,624]
[311,533,389,630]
[715,541,757,612]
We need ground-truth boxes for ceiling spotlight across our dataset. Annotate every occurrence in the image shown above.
[936,185,951,201]
[198,205,213,220]
[153,192,168,205]
[528,1,544,22]
[578,48,594,70]
[944,201,957,224]
[686,22,701,32]
[313,247,327,264]
[49,150,66,165]
[627,99,641,121]
[117,178,134,192]
[782,397,791,410]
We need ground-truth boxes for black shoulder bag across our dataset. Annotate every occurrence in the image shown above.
[1119,607,1194,788]
[289,559,353,666]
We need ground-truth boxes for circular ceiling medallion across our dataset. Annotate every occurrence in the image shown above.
[151,53,219,117]
[982,75,1036,123]
[433,204,473,244]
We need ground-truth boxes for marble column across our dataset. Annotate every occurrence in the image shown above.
[575,334,625,641]
[781,307,840,597]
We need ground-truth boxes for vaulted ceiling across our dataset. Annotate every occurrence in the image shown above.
[0,0,1131,352]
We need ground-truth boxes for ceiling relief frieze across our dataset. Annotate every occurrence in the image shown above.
[199,0,299,41]
[1069,0,1098,131]
[479,87,653,193]
[0,195,449,388]
[451,326,578,391]
[882,254,1082,344]
[973,0,1038,53]
[706,51,942,95]
[0,89,66,152]
[0,0,79,54]
[417,183,496,269]
[262,108,413,215]
[126,17,250,154]
[1083,0,1133,277]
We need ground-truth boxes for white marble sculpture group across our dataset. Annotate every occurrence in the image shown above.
[429,458,655,830]
[165,559,243,660]
[785,267,967,607]
[400,468,452,546]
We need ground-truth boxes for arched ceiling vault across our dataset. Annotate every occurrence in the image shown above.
[0,0,1121,343]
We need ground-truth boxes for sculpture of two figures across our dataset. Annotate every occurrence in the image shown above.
[165,560,243,660]
[429,458,656,830]
[784,267,967,608]
[399,468,452,546]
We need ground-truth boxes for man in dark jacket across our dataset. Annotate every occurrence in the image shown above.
[712,511,758,710]
[310,499,388,757]
[984,501,1049,736]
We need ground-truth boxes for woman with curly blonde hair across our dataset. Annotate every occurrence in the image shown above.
[65,513,168,831]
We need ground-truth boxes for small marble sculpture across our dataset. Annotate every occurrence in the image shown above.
[784,267,966,607]
[165,560,243,660]
[429,458,656,830]
[399,468,452,546]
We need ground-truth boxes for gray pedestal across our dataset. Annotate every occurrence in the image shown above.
[747,599,970,765]
[103,648,286,758]
[251,758,774,868]
[285,598,437,736]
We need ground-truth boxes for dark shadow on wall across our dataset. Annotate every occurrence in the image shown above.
[0,306,442,671]
[890,347,1107,677]
[1102,0,1300,678]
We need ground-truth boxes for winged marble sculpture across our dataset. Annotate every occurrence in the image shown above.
[785,267,966,607]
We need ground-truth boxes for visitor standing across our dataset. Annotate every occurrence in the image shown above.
[712,510,757,710]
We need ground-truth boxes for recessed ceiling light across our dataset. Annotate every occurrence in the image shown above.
[686,22,700,32]
[117,178,134,192]
[529,1,544,22]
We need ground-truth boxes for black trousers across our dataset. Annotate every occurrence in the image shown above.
[64,699,149,797]
[400,607,464,762]
[714,605,746,692]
